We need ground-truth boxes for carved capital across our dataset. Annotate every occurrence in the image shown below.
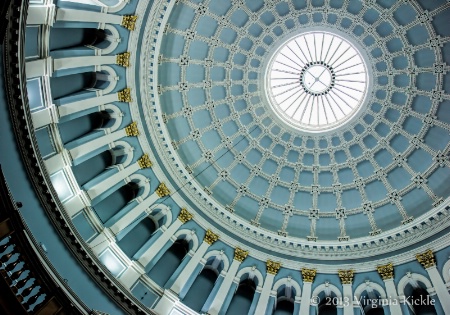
[155,182,170,198]
[416,250,436,269]
[234,247,249,262]
[338,270,354,284]
[177,208,193,223]
[204,229,219,245]
[137,154,152,169]
[377,263,394,280]
[301,268,316,283]
[116,52,131,67]
[267,259,281,275]
[118,88,132,102]
[121,15,138,31]
[125,121,139,137]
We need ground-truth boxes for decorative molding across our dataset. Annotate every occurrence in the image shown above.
[121,15,138,31]
[416,250,436,269]
[266,259,281,275]
[233,247,249,262]
[137,153,152,169]
[204,229,219,245]
[155,182,170,198]
[125,121,139,137]
[338,270,354,284]
[177,208,193,223]
[116,52,131,67]
[377,263,394,280]
[301,268,317,283]
[118,88,132,103]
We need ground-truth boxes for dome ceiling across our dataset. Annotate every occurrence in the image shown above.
[143,0,450,249]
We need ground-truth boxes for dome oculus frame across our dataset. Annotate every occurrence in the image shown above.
[263,28,373,135]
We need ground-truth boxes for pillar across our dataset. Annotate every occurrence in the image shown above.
[170,230,219,294]
[338,270,354,315]
[299,268,316,315]
[27,4,56,26]
[136,208,193,268]
[69,121,138,162]
[55,8,137,31]
[254,260,281,314]
[57,88,131,118]
[108,181,170,236]
[208,247,249,315]
[376,263,403,314]
[26,57,53,78]
[86,153,151,201]
[416,250,450,314]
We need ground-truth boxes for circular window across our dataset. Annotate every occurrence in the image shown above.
[266,31,369,133]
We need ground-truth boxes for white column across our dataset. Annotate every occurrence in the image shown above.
[86,162,140,200]
[118,264,144,289]
[69,128,126,161]
[26,57,53,78]
[299,281,313,315]
[58,93,120,117]
[108,192,160,235]
[254,272,275,315]
[31,105,59,129]
[53,55,117,71]
[55,8,123,25]
[44,149,72,175]
[63,194,88,217]
[383,279,403,314]
[88,228,115,255]
[170,241,211,294]
[137,219,183,268]
[342,283,353,315]
[27,5,56,25]
[208,262,239,315]
[153,290,179,315]
[425,266,450,313]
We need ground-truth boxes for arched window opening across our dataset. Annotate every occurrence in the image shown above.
[50,72,97,100]
[182,266,219,312]
[226,278,257,315]
[273,284,295,315]
[59,110,110,144]
[359,288,385,315]
[49,28,107,51]
[92,182,139,224]
[71,149,112,186]
[147,239,190,287]
[116,217,156,259]
[317,291,338,315]
[406,287,437,315]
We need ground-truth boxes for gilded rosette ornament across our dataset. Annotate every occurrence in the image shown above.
[234,247,249,262]
[155,182,170,198]
[125,121,139,137]
[177,208,193,223]
[118,88,132,102]
[121,15,138,31]
[377,263,394,280]
[301,268,316,283]
[116,52,131,67]
[266,259,281,275]
[137,154,152,169]
[338,270,354,284]
[204,229,219,245]
[416,250,436,269]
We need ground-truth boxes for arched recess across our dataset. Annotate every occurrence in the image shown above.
[225,267,264,315]
[50,72,97,100]
[49,27,107,51]
[92,181,139,224]
[58,110,110,144]
[354,281,387,315]
[272,277,301,315]
[146,236,192,288]
[182,251,228,312]
[398,273,437,315]
[312,283,342,315]
[116,216,158,259]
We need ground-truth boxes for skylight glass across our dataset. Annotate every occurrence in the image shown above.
[267,31,368,133]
